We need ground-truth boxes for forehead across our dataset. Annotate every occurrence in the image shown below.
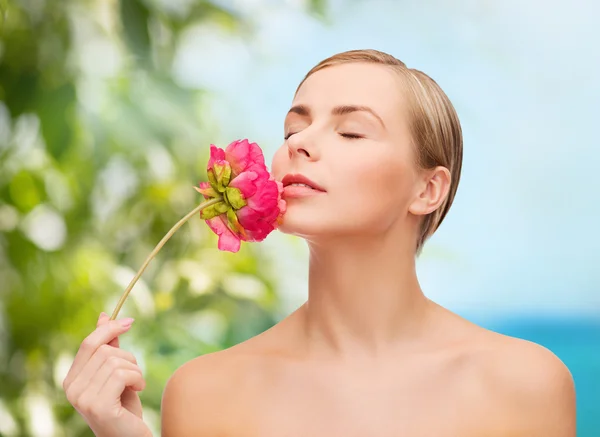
[293,63,406,117]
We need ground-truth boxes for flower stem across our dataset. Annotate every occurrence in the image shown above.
[110,197,223,320]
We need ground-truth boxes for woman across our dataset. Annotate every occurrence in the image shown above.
[63,49,576,436]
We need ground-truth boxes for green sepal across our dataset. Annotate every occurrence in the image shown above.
[213,161,231,192]
[226,208,246,238]
[200,201,230,220]
[225,187,247,210]
[207,169,220,193]
[194,185,219,198]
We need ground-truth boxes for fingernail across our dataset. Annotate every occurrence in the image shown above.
[119,318,135,328]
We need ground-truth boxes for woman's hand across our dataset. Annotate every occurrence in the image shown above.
[63,313,152,437]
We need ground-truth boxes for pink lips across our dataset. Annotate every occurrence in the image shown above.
[281,173,326,199]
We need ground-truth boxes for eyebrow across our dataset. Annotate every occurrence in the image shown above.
[287,104,386,128]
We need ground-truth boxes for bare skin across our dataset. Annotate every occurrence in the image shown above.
[63,314,152,437]
[161,301,575,437]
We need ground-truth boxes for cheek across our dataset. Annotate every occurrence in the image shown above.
[335,152,412,203]
[270,145,287,179]
[328,151,416,231]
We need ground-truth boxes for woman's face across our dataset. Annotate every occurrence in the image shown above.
[272,62,425,240]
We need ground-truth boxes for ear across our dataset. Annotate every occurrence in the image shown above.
[408,166,451,216]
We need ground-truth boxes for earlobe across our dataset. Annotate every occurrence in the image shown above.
[408,166,451,216]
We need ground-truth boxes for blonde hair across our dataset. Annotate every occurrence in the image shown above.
[296,49,463,254]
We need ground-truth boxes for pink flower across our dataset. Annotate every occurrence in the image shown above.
[195,139,286,252]
[109,139,286,319]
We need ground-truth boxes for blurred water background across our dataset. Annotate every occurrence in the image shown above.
[0,0,598,435]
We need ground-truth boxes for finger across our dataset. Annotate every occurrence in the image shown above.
[87,357,143,397]
[97,312,119,348]
[102,369,146,396]
[65,345,139,401]
[97,368,146,405]
[64,318,134,389]
[96,312,109,328]
[72,366,144,418]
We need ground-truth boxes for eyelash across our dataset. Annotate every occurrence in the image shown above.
[340,133,363,140]
[284,132,363,140]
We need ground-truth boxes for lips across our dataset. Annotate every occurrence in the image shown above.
[281,173,326,192]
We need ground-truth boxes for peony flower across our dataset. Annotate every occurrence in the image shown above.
[109,139,285,320]
[195,140,285,252]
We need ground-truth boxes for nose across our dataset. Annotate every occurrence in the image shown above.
[287,132,319,161]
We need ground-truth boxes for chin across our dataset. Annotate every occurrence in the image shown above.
[279,203,401,241]
[277,206,332,238]
[277,207,363,239]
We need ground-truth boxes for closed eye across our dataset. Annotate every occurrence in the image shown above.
[340,133,363,139]
[284,132,363,140]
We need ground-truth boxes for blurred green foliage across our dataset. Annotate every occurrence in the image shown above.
[0,0,323,435]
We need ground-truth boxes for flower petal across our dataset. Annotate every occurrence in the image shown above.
[228,170,259,198]
[244,175,280,213]
[205,215,241,252]
[276,198,286,226]
[207,144,226,170]
[225,139,266,176]
[275,179,286,226]
[235,207,276,241]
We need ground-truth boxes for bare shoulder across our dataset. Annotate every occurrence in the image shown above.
[475,329,576,436]
[161,348,238,436]
[160,341,268,437]
[160,321,290,437]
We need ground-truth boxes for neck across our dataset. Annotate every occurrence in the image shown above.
[300,230,433,360]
